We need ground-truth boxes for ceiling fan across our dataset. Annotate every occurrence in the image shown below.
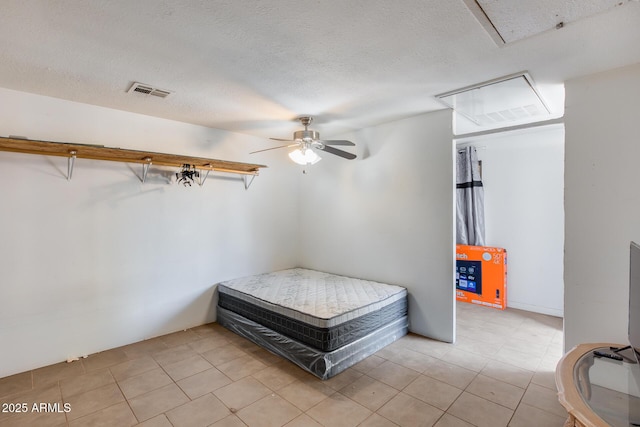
[251,116,356,165]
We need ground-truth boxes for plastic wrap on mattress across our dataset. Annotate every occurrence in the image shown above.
[218,292,407,351]
[216,306,408,380]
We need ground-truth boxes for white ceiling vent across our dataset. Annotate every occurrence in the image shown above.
[127,82,172,98]
[436,72,552,134]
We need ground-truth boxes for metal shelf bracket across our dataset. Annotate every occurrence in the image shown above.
[199,165,211,186]
[243,174,256,190]
[141,157,152,183]
[67,150,77,181]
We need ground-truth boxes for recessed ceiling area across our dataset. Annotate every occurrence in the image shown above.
[437,73,559,135]
[0,1,639,140]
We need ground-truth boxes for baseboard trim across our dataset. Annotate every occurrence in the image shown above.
[507,301,563,318]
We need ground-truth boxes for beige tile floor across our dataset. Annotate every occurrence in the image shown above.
[0,302,566,427]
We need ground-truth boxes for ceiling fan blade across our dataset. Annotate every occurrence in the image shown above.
[270,137,296,142]
[318,145,357,160]
[318,139,355,146]
[250,144,297,154]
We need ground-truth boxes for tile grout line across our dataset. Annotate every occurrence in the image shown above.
[112,371,140,426]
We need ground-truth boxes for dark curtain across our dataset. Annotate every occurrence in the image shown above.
[456,146,485,246]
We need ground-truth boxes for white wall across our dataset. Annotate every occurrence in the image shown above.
[564,62,640,350]
[0,88,299,377]
[458,125,565,317]
[299,111,455,342]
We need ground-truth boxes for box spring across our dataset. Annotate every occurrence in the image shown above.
[217,306,409,380]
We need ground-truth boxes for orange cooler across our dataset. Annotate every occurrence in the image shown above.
[456,245,507,310]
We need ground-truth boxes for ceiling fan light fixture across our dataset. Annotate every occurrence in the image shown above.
[288,148,321,165]
[251,116,355,163]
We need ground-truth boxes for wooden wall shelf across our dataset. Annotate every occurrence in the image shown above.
[0,136,267,187]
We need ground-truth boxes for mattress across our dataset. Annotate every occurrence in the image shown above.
[217,268,408,351]
[217,306,409,379]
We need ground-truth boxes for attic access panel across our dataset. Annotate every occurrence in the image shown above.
[463,0,633,44]
[436,73,551,135]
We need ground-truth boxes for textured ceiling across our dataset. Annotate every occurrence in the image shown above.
[473,0,633,43]
[0,0,639,140]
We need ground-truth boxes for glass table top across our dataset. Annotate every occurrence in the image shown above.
[574,346,640,427]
